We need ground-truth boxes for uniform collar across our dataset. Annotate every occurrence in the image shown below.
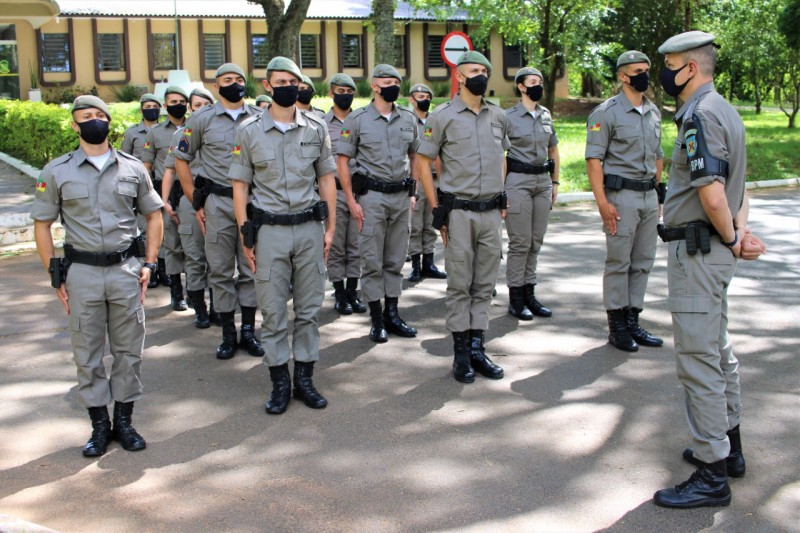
[324,109,346,123]
[675,82,715,122]
[136,121,149,132]
[261,106,308,132]
[74,146,118,168]
[512,102,540,119]
[452,93,488,114]
[616,92,656,115]
[368,100,397,121]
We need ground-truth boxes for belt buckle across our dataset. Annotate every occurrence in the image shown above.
[290,213,302,225]
[478,201,488,211]
[101,253,114,267]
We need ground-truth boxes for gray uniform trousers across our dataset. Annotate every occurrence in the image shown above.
[409,187,437,256]
[327,189,360,283]
[358,190,410,303]
[444,209,502,332]
[254,222,326,366]
[65,258,145,407]
[603,188,658,310]
[668,239,741,463]
[162,209,185,275]
[504,171,553,287]
[203,192,257,313]
[176,195,208,291]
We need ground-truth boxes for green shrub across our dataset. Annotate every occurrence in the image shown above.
[245,74,259,99]
[110,84,144,103]
[356,78,372,98]
[432,80,451,97]
[42,85,98,104]
[313,79,330,96]
[400,79,411,96]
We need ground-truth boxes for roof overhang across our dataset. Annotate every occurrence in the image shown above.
[0,0,60,28]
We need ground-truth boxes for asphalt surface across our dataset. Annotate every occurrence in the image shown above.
[0,189,798,533]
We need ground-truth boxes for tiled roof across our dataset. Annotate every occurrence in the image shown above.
[55,0,467,20]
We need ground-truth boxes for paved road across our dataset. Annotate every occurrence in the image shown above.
[1,189,798,533]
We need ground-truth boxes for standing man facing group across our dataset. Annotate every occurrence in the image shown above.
[586,50,665,353]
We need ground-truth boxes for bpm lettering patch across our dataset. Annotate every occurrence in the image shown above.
[589,122,601,132]
[685,128,698,157]
[341,128,351,138]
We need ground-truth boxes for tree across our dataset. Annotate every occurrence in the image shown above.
[373,0,398,66]
[777,0,800,127]
[249,0,312,60]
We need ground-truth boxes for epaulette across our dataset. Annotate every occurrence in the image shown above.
[246,104,262,114]
[190,104,216,120]
[430,101,452,115]
[349,106,370,120]
[240,113,261,130]
[116,149,141,162]
[49,152,74,168]
[301,109,327,126]
[397,105,416,117]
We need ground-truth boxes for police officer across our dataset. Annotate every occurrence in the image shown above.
[416,51,508,383]
[505,67,560,320]
[324,73,366,315]
[653,31,764,509]
[174,63,265,360]
[255,94,273,109]
[297,75,325,118]
[407,83,446,283]
[231,57,336,414]
[586,50,665,352]
[162,87,218,327]
[337,64,420,343]
[32,96,164,457]
[142,86,190,312]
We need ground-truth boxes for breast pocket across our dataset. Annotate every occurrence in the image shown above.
[672,139,688,169]
[251,145,277,168]
[401,127,416,143]
[613,128,641,150]
[491,122,504,142]
[301,140,322,159]
[61,182,89,204]
[446,129,473,159]
[116,177,140,197]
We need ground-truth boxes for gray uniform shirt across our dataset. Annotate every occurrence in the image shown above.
[229,109,336,214]
[416,94,511,200]
[663,82,746,227]
[414,113,437,173]
[324,109,355,178]
[140,120,185,181]
[505,103,559,164]
[585,93,664,180]
[172,101,261,186]
[31,147,163,252]
[337,101,419,182]
[165,126,203,175]
[120,121,152,160]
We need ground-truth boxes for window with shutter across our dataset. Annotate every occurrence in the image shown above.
[341,34,362,69]
[252,35,269,69]
[203,34,226,70]
[394,35,406,69]
[41,33,70,73]
[426,35,444,68]
[299,34,320,69]
[97,33,124,71]
[153,33,176,70]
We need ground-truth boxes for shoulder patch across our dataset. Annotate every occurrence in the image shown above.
[178,136,190,153]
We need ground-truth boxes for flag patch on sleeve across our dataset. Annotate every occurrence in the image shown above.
[183,128,192,137]
[341,128,350,138]
[423,126,433,137]
[589,122,601,132]
[143,141,152,149]
[35,179,46,192]
[231,145,241,155]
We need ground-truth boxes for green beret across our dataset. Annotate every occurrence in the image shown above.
[658,31,716,54]
[214,63,246,79]
[330,73,356,90]
[139,93,160,106]
[456,51,492,74]
[256,95,273,104]
[189,87,215,103]
[164,85,189,100]
[266,56,303,81]
[616,50,650,69]
[514,67,543,84]
[72,95,112,120]
[372,64,402,82]
[409,83,433,97]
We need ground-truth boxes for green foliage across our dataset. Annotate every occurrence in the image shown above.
[431,80,451,98]
[110,84,145,103]
[244,74,260,99]
[399,79,411,96]
[42,85,98,105]
[313,79,330,96]
[778,0,800,49]
[356,78,372,97]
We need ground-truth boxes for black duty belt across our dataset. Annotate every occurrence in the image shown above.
[364,177,410,194]
[657,222,718,242]
[507,157,555,175]
[208,182,234,198]
[452,194,506,212]
[604,174,656,192]
[64,239,140,267]
[658,221,720,255]
[250,202,329,226]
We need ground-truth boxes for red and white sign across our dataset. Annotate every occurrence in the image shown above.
[440,32,473,68]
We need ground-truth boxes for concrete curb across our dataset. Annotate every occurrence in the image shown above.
[0,151,41,180]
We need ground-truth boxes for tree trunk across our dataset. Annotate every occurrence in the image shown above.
[683,0,693,31]
[253,0,313,61]
[372,0,397,66]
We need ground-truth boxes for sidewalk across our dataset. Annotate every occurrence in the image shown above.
[1,188,798,532]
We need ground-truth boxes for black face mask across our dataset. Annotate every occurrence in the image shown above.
[464,74,488,96]
[142,108,160,122]
[660,63,690,97]
[333,93,354,110]
[379,85,401,103]
[525,85,544,101]
[272,85,299,108]
[218,82,245,103]
[297,89,314,105]
[415,98,431,112]
[166,103,187,119]
[626,71,650,93]
[77,119,110,145]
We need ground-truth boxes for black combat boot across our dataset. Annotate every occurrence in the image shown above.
[188,289,210,329]
[208,288,223,327]
[607,309,638,352]
[653,459,731,508]
[169,275,189,311]
[333,280,353,315]
[383,297,417,337]
[83,406,113,457]
[683,425,746,478]
[157,258,171,287]
[265,363,291,415]
[293,361,328,409]
[368,300,388,343]
[111,401,146,452]
[408,254,422,282]
[240,306,265,357]
[508,286,533,320]
[468,330,504,379]
[421,253,447,279]
[524,283,552,317]
[216,312,238,359]
[452,331,475,383]
[345,278,367,313]
[625,307,663,347]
